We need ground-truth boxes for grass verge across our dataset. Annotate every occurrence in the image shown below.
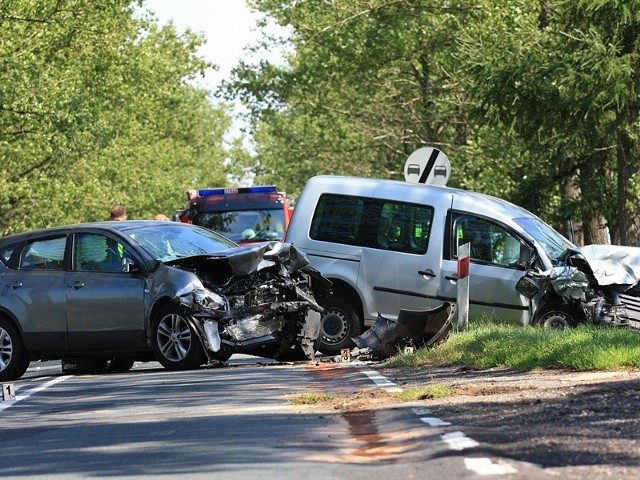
[384,323,640,371]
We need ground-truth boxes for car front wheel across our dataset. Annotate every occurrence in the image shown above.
[318,297,361,356]
[0,317,30,382]
[534,304,582,328]
[151,305,206,370]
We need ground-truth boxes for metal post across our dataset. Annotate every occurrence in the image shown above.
[456,242,470,332]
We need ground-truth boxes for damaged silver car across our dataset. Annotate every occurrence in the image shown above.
[0,221,330,381]
[517,244,640,330]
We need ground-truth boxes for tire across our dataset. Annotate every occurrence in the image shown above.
[534,303,582,329]
[317,297,361,356]
[106,358,135,372]
[0,317,30,382]
[61,358,108,374]
[151,305,206,370]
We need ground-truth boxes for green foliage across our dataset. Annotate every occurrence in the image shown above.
[230,1,640,244]
[229,0,483,197]
[385,323,640,371]
[0,0,234,235]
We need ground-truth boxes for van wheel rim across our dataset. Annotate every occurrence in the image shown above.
[322,311,348,343]
[542,313,571,328]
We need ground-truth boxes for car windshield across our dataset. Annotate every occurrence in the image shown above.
[126,224,235,262]
[514,217,574,263]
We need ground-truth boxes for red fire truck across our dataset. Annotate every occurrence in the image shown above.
[178,185,293,244]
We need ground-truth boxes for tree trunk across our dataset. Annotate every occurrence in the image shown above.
[581,215,609,245]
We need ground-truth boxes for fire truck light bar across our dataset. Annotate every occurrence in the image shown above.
[197,185,278,196]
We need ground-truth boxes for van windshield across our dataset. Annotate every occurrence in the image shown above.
[514,217,574,263]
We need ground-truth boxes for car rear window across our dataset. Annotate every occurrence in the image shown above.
[20,236,67,270]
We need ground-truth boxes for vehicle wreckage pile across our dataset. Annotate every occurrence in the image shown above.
[162,241,333,364]
[517,244,640,330]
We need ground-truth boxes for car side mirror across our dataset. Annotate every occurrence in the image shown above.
[516,275,539,299]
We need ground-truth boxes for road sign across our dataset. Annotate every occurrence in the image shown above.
[404,147,451,186]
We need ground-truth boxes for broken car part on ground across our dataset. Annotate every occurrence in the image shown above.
[351,302,454,359]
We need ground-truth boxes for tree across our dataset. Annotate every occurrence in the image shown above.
[227,0,496,197]
[459,0,640,245]
[230,1,640,247]
[0,0,233,235]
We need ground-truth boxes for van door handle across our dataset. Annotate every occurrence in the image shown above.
[68,281,85,289]
[7,281,23,289]
[445,274,458,281]
[418,269,436,278]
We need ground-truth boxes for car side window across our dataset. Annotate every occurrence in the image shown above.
[20,236,66,270]
[74,233,128,273]
[452,214,523,267]
[310,193,433,254]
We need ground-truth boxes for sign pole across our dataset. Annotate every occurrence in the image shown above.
[456,242,470,332]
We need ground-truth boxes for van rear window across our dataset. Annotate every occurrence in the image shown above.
[310,193,433,254]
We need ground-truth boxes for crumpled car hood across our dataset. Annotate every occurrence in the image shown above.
[147,241,328,362]
[149,241,318,312]
[541,244,640,300]
[163,241,310,277]
[559,244,640,286]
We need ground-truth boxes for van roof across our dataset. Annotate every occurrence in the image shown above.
[305,175,536,221]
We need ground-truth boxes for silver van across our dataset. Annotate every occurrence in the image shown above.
[285,175,575,355]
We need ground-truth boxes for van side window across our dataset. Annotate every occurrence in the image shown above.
[452,214,522,267]
[310,193,433,254]
[310,194,365,244]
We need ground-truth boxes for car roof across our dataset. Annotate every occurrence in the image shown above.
[0,220,187,245]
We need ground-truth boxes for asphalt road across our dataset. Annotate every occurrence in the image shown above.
[1,357,552,479]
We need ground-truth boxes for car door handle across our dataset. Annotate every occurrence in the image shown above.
[418,269,436,278]
[445,274,458,281]
[68,281,85,289]
[7,281,23,289]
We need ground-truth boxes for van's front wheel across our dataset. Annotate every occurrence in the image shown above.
[318,297,361,356]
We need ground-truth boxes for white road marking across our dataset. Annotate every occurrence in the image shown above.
[442,431,480,450]
[420,416,452,426]
[357,367,403,392]
[0,375,72,412]
[464,458,518,475]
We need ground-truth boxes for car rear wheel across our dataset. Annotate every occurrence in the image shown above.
[151,305,206,370]
[534,303,582,328]
[318,297,361,356]
[0,318,30,382]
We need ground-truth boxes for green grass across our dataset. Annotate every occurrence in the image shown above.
[288,392,335,405]
[384,322,640,371]
[394,384,453,400]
